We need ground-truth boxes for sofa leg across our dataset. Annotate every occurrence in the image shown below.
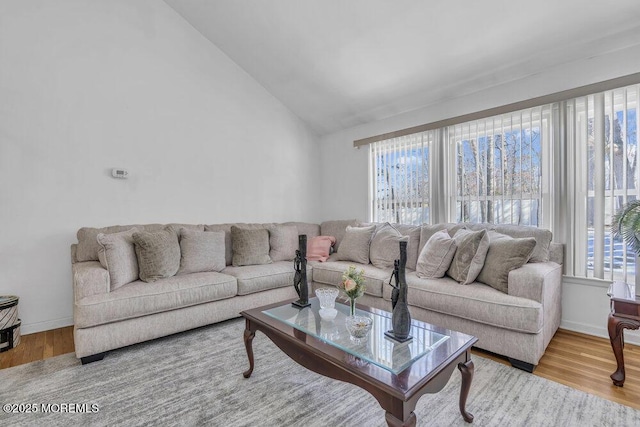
[81,352,106,365]
[508,358,535,373]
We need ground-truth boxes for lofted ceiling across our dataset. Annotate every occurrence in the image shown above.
[164,0,640,136]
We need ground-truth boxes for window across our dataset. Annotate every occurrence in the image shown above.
[368,82,640,284]
[451,106,551,227]
[370,132,432,225]
[567,85,640,282]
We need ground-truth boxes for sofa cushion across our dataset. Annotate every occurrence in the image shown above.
[369,223,409,270]
[282,222,321,239]
[231,226,272,267]
[307,236,336,262]
[416,229,457,279]
[222,261,307,295]
[334,225,376,264]
[320,219,359,252]
[447,229,490,285]
[77,224,203,262]
[133,228,181,283]
[310,259,390,297]
[476,231,536,293]
[396,272,543,334]
[418,223,466,255]
[494,224,552,263]
[97,228,140,290]
[74,272,237,328]
[178,229,226,274]
[269,225,299,262]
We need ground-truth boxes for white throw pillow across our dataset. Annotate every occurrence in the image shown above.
[416,230,457,278]
[178,229,226,274]
[268,225,299,262]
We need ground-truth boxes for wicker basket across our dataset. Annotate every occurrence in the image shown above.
[0,296,20,352]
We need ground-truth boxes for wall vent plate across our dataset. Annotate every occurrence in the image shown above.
[111,168,129,179]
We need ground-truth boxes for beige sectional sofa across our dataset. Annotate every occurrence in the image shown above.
[71,219,562,372]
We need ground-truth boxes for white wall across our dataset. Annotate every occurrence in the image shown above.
[0,0,320,334]
[319,43,640,343]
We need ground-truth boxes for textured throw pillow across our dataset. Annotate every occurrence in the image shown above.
[494,224,552,263]
[418,223,466,255]
[334,225,376,264]
[369,223,409,270]
[306,236,336,262]
[132,228,181,283]
[97,228,140,290]
[416,230,458,278]
[476,231,536,293]
[231,226,272,266]
[177,229,226,274]
[269,225,299,262]
[446,229,490,285]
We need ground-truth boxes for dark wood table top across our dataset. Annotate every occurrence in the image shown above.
[241,298,477,401]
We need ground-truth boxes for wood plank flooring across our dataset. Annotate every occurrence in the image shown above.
[1,326,639,410]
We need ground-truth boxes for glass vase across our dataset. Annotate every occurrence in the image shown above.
[349,297,357,316]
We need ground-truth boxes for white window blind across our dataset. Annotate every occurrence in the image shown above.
[370,132,433,225]
[449,106,551,227]
[566,85,640,282]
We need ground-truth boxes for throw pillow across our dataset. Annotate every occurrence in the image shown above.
[268,225,299,262]
[418,223,466,255]
[369,223,409,270]
[416,230,457,278]
[334,225,376,264]
[177,229,226,274]
[132,228,181,283]
[494,224,552,263]
[446,229,490,285]
[306,235,336,262]
[97,228,140,290]
[231,226,272,266]
[476,231,536,293]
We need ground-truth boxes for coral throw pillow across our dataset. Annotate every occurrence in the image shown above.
[307,236,336,262]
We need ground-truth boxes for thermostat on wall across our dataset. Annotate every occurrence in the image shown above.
[111,168,129,179]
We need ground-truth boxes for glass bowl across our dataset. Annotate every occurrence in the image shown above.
[345,315,373,343]
[315,288,339,309]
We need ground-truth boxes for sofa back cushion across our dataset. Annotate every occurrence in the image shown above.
[178,229,226,274]
[476,231,536,293]
[334,225,376,264]
[282,222,320,239]
[231,226,273,267]
[320,219,359,252]
[446,229,490,285]
[97,228,140,290]
[133,228,181,283]
[269,225,299,262]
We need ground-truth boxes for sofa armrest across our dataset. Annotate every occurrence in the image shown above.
[73,261,110,302]
[508,262,562,303]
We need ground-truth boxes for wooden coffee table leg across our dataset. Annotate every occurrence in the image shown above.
[385,410,416,427]
[458,357,474,423]
[243,319,257,378]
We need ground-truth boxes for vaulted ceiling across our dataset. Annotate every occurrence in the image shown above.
[164,0,640,135]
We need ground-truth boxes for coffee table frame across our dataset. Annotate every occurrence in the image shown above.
[241,299,477,426]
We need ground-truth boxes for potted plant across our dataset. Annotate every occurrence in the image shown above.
[612,200,640,255]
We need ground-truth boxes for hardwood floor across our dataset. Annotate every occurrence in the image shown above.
[1,326,639,409]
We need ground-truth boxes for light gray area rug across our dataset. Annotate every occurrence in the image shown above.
[1,318,638,427]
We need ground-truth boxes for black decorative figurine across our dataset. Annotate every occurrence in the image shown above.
[292,234,311,308]
[385,240,412,342]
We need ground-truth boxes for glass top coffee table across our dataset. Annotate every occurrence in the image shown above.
[241,298,478,426]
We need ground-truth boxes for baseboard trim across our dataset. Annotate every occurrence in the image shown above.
[560,319,640,346]
[21,317,74,335]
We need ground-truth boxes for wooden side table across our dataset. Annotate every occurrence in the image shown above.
[607,281,640,386]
